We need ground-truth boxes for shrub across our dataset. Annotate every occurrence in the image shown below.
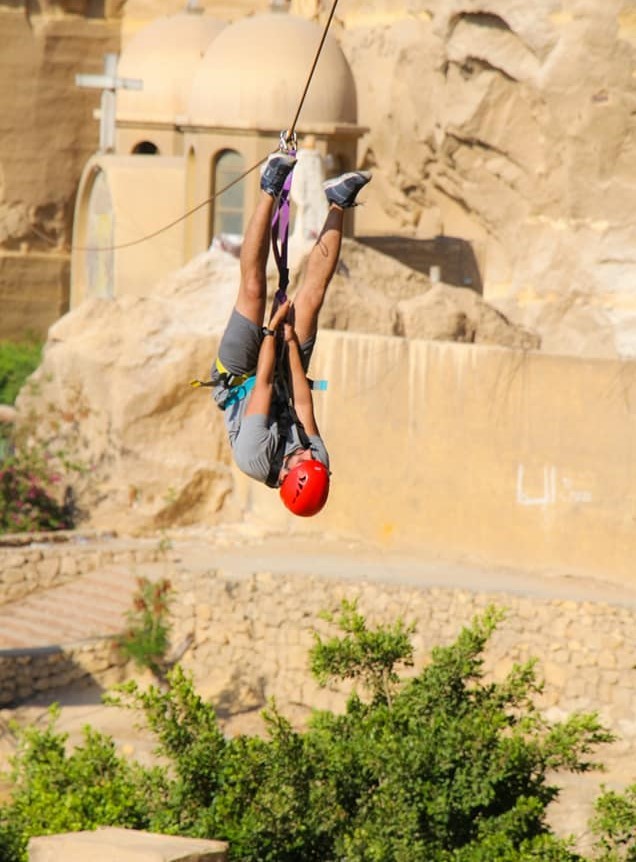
[0,706,165,862]
[0,606,623,861]
[0,444,74,533]
[591,783,636,862]
[115,577,173,680]
[0,339,42,406]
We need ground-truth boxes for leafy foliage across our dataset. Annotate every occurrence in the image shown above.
[310,599,415,706]
[0,706,165,862]
[0,606,626,862]
[0,371,92,534]
[115,577,173,680]
[0,339,42,406]
[591,783,636,862]
[0,444,74,533]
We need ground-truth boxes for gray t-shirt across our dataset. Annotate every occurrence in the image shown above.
[223,393,329,484]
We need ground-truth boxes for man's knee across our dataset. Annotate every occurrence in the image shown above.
[239,275,266,304]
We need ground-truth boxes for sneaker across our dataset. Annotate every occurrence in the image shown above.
[260,152,297,198]
[323,170,372,208]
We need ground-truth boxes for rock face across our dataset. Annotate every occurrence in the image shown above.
[16,251,238,532]
[15,240,536,531]
[2,0,634,354]
[337,0,636,356]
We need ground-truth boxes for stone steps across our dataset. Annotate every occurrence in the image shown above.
[0,563,166,650]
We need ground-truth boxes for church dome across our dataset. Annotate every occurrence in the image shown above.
[117,11,226,124]
[188,13,357,129]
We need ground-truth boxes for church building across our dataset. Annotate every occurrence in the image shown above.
[70,5,367,306]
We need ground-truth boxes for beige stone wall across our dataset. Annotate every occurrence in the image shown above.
[0,532,163,606]
[0,251,69,340]
[235,331,636,588]
[0,639,125,707]
[0,6,120,339]
[1,536,634,739]
[169,567,636,737]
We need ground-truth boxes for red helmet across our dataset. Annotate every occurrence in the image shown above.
[279,459,330,517]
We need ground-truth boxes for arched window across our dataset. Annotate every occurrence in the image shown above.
[132,141,159,155]
[211,150,245,240]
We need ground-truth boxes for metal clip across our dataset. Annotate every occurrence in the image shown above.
[279,129,297,154]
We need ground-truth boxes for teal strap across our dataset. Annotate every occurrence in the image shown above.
[223,375,256,408]
[222,375,327,410]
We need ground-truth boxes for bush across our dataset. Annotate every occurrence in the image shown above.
[0,339,42,406]
[591,783,636,862]
[0,706,166,862]
[116,577,173,680]
[0,606,624,861]
[0,444,74,533]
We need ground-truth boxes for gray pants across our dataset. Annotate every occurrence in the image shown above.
[217,308,316,376]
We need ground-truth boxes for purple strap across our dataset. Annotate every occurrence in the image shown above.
[271,154,295,305]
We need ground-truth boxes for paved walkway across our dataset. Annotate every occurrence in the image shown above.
[1,525,636,651]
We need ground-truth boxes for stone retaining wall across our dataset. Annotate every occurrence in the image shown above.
[1,535,635,744]
[0,640,126,707]
[0,531,164,606]
[169,568,636,737]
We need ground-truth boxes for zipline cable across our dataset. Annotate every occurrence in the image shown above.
[30,0,341,255]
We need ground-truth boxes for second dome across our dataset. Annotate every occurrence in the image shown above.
[188,13,358,129]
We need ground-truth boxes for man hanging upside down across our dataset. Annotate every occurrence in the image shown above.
[210,152,371,517]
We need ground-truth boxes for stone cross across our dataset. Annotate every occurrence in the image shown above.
[76,53,143,153]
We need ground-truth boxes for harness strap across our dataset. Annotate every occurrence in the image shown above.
[189,357,251,394]
[270,133,297,309]
[265,371,312,489]
[264,340,314,489]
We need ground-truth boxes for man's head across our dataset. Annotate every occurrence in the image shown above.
[279,449,330,517]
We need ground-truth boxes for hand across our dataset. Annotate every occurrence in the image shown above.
[269,299,290,330]
[283,322,297,343]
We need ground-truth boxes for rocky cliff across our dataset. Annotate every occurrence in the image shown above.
[333,0,636,356]
[2,0,634,354]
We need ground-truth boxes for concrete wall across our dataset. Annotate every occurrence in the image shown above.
[234,331,636,588]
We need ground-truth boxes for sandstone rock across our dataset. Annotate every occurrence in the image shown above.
[341,0,636,356]
[16,249,240,533]
[397,283,540,349]
[15,238,538,531]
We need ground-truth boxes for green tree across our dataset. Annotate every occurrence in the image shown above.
[0,606,623,862]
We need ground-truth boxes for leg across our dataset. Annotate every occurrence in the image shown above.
[293,204,344,345]
[234,151,297,325]
[235,191,276,327]
[293,169,372,345]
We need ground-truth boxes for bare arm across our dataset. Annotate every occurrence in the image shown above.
[285,324,319,437]
[244,300,290,418]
